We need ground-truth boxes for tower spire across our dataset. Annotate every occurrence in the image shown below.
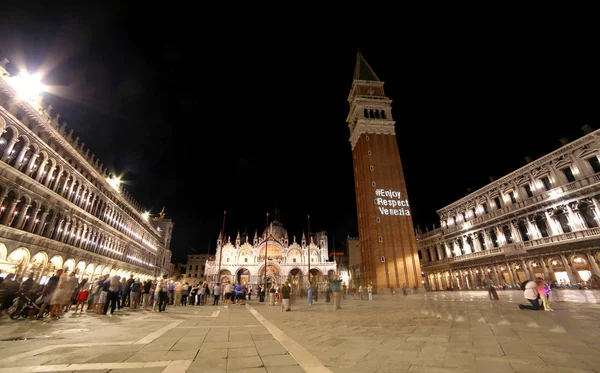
[353,51,380,81]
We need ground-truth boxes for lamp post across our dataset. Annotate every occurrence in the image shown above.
[307,214,311,286]
[217,210,226,284]
[264,212,269,287]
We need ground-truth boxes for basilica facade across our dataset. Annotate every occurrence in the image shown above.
[204,220,336,292]
[417,126,600,290]
[0,60,172,283]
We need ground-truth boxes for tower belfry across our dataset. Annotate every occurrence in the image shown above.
[346,51,422,292]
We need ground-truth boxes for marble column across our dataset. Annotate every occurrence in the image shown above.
[0,199,19,225]
[544,211,559,236]
[35,160,48,182]
[561,254,578,284]
[24,153,39,176]
[539,258,551,280]
[566,204,584,231]
[34,212,50,235]
[1,138,19,162]
[23,208,40,232]
[586,252,600,278]
[13,203,31,229]
[505,263,516,285]
[14,146,29,171]
[463,236,472,254]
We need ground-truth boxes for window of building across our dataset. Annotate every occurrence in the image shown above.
[293,258,296,262]
[244,258,248,262]
[482,203,489,214]
[540,176,552,191]
[378,236,383,242]
[477,232,485,249]
[418,250,423,260]
[370,166,374,171]
[562,167,576,183]
[524,184,533,198]
[494,197,501,209]
[555,210,571,233]
[195,265,198,270]
[201,265,205,271]
[578,202,599,228]
[502,225,513,244]
[588,156,600,173]
[508,191,516,204]
[189,265,192,271]
[517,220,529,241]
[535,215,550,237]
[461,212,466,222]
[490,229,499,248]
[194,274,197,277]
[471,208,476,218]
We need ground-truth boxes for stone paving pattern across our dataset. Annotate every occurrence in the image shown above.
[0,290,599,372]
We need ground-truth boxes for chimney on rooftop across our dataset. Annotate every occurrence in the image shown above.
[489,176,496,182]
[525,156,533,164]
[582,124,593,135]
[559,137,569,146]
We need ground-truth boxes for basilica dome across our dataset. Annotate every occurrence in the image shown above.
[263,220,288,240]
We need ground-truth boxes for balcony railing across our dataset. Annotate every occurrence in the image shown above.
[523,227,600,248]
[440,172,600,235]
[423,227,600,267]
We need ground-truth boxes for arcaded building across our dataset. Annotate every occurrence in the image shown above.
[204,220,336,292]
[417,126,600,290]
[0,61,172,283]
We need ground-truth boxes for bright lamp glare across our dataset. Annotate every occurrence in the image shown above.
[11,72,43,101]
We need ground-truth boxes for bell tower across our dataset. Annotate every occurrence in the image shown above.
[346,51,422,292]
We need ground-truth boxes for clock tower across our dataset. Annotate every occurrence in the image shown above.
[346,51,422,292]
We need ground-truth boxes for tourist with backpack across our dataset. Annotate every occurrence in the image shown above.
[518,278,541,310]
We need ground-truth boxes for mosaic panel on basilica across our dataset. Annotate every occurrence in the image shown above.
[0,61,172,284]
[204,220,336,293]
[416,126,600,290]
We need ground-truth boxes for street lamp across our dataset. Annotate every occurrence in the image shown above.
[264,212,269,287]
[10,72,43,101]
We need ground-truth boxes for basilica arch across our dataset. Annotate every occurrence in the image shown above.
[236,267,251,285]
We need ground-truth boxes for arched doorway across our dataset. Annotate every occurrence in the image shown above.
[6,247,30,278]
[288,268,304,294]
[218,269,232,284]
[259,264,280,290]
[236,268,250,285]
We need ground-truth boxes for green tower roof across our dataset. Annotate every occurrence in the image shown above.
[353,51,380,81]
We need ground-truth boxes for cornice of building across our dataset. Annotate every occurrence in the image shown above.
[437,128,600,216]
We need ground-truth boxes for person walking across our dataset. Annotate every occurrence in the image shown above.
[281,281,291,312]
[483,276,497,300]
[331,276,342,310]
[213,283,221,306]
[269,286,276,306]
[367,283,373,301]
[307,283,313,306]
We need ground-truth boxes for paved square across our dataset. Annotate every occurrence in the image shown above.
[0,290,599,372]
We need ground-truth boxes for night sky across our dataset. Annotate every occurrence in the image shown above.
[1,7,598,262]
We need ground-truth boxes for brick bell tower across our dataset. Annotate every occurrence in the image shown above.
[346,51,422,293]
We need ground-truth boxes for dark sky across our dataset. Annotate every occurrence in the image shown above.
[1,7,598,262]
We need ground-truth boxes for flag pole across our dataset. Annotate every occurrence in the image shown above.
[264,212,269,287]
[217,210,226,284]
[307,215,311,286]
